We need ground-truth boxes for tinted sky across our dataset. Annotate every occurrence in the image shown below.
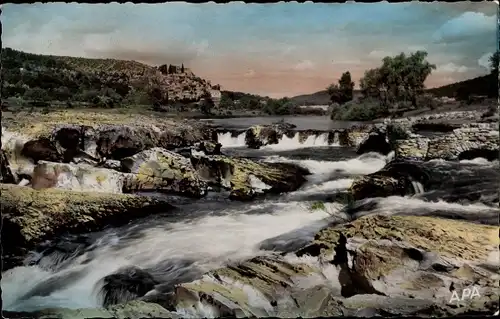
[3,2,498,97]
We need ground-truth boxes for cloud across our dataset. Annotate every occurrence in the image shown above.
[436,62,469,73]
[478,52,494,70]
[2,3,497,97]
[432,11,496,44]
[368,50,394,59]
[244,69,256,77]
[293,60,315,71]
[332,59,362,65]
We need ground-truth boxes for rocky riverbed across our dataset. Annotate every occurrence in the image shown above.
[1,110,498,318]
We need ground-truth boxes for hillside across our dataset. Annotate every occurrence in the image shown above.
[290,73,497,107]
[1,48,218,108]
[426,73,497,99]
[290,89,363,106]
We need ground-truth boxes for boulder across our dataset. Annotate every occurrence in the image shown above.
[2,111,218,171]
[425,124,499,161]
[191,155,310,200]
[244,123,295,149]
[349,160,430,200]
[1,184,174,271]
[300,215,499,304]
[121,148,207,198]
[393,135,431,161]
[349,159,500,207]
[31,161,126,194]
[98,266,159,307]
[338,124,376,148]
[171,215,499,317]
[393,123,499,161]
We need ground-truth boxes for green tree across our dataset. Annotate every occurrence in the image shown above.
[24,87,48,101]
[53,86,71,101]
[338,71,355,103]
[327,71,355,105]
[359,51,436,108]
[489,51,499,76]
[219,94,234,109]
[199,92,214,115]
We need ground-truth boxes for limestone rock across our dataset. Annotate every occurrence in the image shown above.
[121,147,207,198]
[244,123,295,149]
[172,215,499,317]
[1,184,174,271]
[2,111,217,174]
[393,136,431,161]
[191,154,309,200]
[31,161,126,194]
[349,160,429,200]
[425,124,499,161]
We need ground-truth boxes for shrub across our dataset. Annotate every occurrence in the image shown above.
[330,98,388,121]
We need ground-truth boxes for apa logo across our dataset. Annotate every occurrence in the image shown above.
[449,286,481,303]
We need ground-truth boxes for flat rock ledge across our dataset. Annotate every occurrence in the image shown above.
[1,183,174,270]
[166,214,499,317]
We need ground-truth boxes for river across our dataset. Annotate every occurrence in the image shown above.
[2,117,498,315]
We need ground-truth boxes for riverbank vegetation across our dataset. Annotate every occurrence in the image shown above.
[328,50,499,121]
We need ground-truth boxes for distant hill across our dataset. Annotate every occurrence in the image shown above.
[289,73,497,106]
[426,73,497,99]
[1,48,217,108]
[289,89,363,106]
[289,90,330,106]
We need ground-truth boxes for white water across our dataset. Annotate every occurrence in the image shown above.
[217,132,246,148]
[264,152,388,180]
[3,131,495,315]
[217,131,336,150]
[2,200,337,311]
[262,132,333,151]
[352,195,500,223]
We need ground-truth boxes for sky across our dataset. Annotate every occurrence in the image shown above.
[3,2,498,98]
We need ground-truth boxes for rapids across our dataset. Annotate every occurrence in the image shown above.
[2,124,499,316]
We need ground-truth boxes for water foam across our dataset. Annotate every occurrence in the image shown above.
[217,131,338,150]
[262,133,333,151]
[290,178,354,197]
[352,196,499,224]
[264,152,387,179]
[217,132,246,148]
[2,201,332,311]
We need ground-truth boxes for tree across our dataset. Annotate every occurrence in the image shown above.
[53,86,71,101]
[149,86,165,109]
[327,71,355,105]
[360,68,383,100]
[218,94,234,109]
[359,50,436,108]
[338,71,355,103]
[24,87,48,102]
[199,92,214,115]
[489,51,499,77]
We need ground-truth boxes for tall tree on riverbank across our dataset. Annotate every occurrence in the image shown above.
[360,51,436,107]
[489,51,499,77]
[327,71,355,105]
